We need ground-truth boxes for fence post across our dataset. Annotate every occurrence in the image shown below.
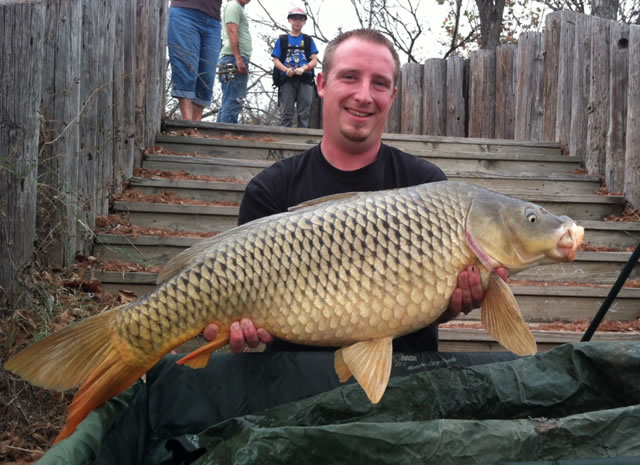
[386,71,402,134]
[569,14,592,159]
[495,44,516,140]
[543,11,562,142]
[400,63,423,135]
[422,58,447,136]
[514,32,545,141]
[37,0,82,267]
[606,22,630,193]
[468,49,496,139]
[625,25,640,208]
[586,18,611,176]
[446,56,466,137]
[555,11,577,153]
[0,0,46,303]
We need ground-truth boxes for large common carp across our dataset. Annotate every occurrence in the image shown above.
[5,181,583,442]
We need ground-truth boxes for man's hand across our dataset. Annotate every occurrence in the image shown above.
[235,56,248,74]
[437,265,509,324]
[203,319,274,353]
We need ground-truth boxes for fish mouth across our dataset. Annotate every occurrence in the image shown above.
[553,223,584,261]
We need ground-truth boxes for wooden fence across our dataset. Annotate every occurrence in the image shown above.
[386,11,640,209]
[0,0,167,304]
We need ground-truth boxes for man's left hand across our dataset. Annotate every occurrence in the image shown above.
[437,265,509,324]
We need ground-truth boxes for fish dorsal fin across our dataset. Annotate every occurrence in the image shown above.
[481,274,537,356]
[335,336,393,403]
[288,192,361,212]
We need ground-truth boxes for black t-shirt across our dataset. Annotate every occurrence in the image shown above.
[238,144,448,352]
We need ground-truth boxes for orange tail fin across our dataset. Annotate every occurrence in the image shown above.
[4,307,150,443]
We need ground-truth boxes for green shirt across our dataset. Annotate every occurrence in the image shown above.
[220,1,252,59]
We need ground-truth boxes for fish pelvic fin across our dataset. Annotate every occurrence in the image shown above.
[4,307,149,444]
[335,337,393,404]
[177,327,230,369]
[481,274,537,356]
[334,350,353,382]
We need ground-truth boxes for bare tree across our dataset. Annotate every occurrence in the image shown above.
[476,0,507,49]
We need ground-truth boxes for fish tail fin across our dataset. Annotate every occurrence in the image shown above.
[4,307,148,443]
[55,350,145,443]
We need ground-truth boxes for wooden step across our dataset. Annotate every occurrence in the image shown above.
[129,171,601,200]
[162,120,564,156]
[153,138,580,174]
[438,326,640,353]
[111,192,625,234]
[111,201,239,232]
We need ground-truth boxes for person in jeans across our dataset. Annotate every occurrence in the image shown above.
[271,7,319,128]
[216,0,252,124]
[167,0,222,121]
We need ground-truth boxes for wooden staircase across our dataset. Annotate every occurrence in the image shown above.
[92,119,640,352]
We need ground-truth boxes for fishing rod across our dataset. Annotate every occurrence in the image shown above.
[581,241,640,342]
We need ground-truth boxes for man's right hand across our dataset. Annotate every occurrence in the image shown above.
[235,56,247,74]
[203,319,273,353]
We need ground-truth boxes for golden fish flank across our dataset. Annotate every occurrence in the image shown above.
[4,181,584,443]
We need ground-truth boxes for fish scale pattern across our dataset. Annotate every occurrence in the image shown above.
[115,182,477,361]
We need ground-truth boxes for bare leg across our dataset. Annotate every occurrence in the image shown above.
[178,98,193,120]
[191,103,204,121]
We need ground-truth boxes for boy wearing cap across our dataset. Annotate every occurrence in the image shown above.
[271,7,319,128]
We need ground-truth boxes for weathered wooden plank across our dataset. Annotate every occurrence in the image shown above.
[124,0,140,169]
[113,0,127,193]
[543,11,562,141]
[445,56,466,137]
[555,11,577,153]
[97,0,116,216]
[0,0,45,302]
[586,17,611,176]
[144,0,167,146]
[514,32,545,141]
[78,0,101,255]
[626,25,640,208]
[36,0,82,267]
[385,67,402,134]
[135,0,150,151]
[400,63,423,135]
[468,49,496,138]
[569,13,592,159]
[422,58,447,136]
[606,22,630,194]
[495,44,516,140]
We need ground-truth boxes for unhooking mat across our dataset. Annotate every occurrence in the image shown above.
[37,342,640,465]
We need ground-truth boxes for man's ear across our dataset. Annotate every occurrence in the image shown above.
[317,72,326,98]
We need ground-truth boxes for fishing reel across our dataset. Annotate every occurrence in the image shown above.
[216,63,237,81]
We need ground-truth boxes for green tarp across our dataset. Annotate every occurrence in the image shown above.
[38,342,640,465]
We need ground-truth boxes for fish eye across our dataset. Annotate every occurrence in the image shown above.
[525,207,538,224]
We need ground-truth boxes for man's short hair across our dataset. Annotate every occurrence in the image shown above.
[322,29,401,87]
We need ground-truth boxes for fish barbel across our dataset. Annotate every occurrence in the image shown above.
[4,181,584,442]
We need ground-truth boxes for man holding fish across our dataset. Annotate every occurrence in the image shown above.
[203,29,508,353]
[5,28,583,441]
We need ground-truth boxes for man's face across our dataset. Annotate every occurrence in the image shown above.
[317,38,397,151]
[237,0,251,5]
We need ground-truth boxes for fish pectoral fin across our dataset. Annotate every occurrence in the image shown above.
[177,329,230,369]
[481,274,537,356]
[336,337,393,404]
[334,349,352,382]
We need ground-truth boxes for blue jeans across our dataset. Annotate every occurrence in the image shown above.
[168,7,221,108]
[216,55,249,124]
